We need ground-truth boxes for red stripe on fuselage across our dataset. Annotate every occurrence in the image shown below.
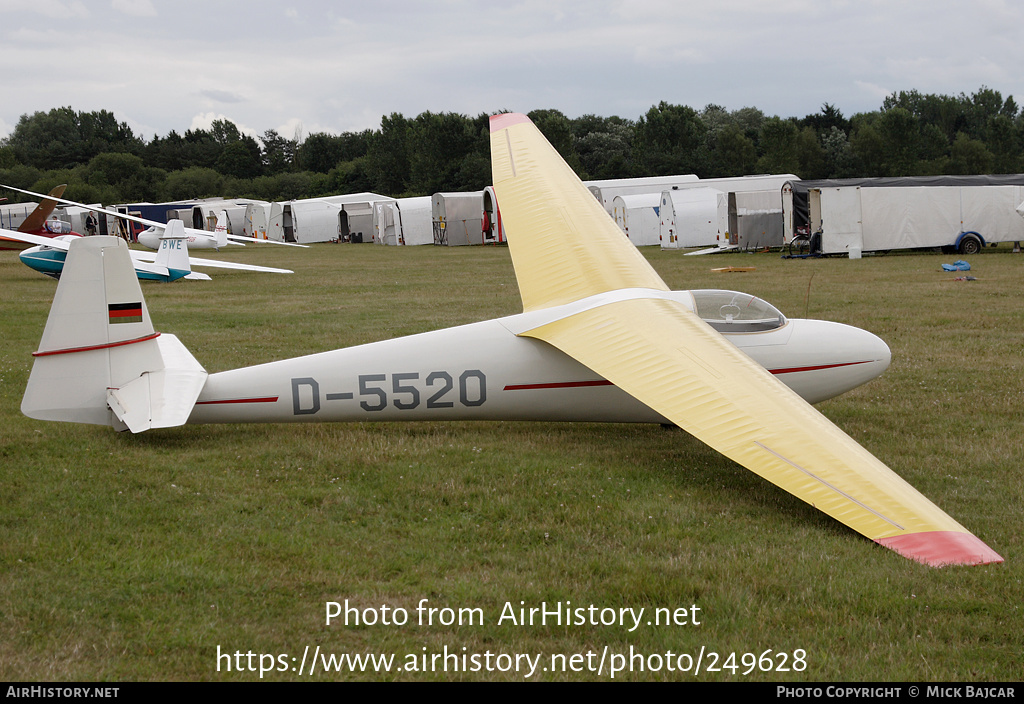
[504,362,873,391]
[768,361,873,375]
[194,397,279,405]
[504,380,614,391]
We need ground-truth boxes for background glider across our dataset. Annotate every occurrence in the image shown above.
[0,185,82,249]
[1,184,308,250]
[2,221,292,281]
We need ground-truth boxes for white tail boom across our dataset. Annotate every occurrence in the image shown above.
[22,236,208,431]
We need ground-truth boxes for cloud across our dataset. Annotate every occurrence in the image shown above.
[111,0,156,17]
[275,118,306,142]
[2,1,1023,140]
[854,81,892,103]
[0,0,89,19]
[201,89,247,104]
[188,112,260,139]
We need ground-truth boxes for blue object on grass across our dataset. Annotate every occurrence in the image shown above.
[942,260,971,271]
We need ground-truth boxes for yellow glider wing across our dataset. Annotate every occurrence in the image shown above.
[489,113,668,312]
[519,296,1000,566]
[490,113,1001,567]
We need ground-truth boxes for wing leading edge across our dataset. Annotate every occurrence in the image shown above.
[489,113,1001,567]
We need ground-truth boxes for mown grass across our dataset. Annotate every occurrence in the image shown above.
[1,242,1021,681]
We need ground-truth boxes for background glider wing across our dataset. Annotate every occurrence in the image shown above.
[489,113,1002,567]
[182,255,293,274]
[130,249,293,274]
[2,185,308,248]
[3,184,170,236]
[0,227,73,249]
[225,234,309,248]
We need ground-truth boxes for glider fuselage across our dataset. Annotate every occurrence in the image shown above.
[137,227,221,251]
[189,289,890,426]
[18,238,192,282]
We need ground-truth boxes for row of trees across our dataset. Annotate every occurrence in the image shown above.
[2,87,1022,206]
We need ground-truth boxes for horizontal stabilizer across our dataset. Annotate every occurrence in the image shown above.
[107,335,207,432]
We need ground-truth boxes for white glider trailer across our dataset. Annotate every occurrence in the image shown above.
[1,201,42,230]
[267,199,336,243]
[783,175,1024,256]
[165,199,271,235]
[267,193,393,244]
[165,199,227,230]
[200,200,269,235]
[372,196,434,245]
[611,193,662,246]
[432,191,486,246]
[658,188,723,249]
[244,202,272,239]
[727,189,788,249]
[659,174,796,250]
[586,174,699,214]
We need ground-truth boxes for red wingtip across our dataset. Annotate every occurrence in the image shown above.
[490,113,531,133]
[877,531,1003,567]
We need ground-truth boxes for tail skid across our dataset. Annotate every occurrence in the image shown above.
[22,236,208,431]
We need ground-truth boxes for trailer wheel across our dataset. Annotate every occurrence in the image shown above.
[788,235,810,257]
[958,233,982,255]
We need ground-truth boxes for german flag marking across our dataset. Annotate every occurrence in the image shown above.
[108,302,143,324]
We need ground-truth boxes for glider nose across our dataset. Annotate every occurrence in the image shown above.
[843,324,891,390]
[138,229,160,250]
[776,319,891,403]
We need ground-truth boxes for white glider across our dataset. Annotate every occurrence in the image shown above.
[1,185,308,250]
[18,114,1001,568]
[3,220,292,280]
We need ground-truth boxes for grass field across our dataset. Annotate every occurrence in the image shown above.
[1,241,1021,682]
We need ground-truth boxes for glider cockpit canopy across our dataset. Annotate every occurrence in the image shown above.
[689,289,787,334]
[41,219,74,234]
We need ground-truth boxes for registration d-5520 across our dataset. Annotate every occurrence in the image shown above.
[291,371,487,416]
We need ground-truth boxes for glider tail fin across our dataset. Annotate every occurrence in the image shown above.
[154,219,193,277]
[22,236,207,432]
[214,210,229,248]
[17,184,67,233]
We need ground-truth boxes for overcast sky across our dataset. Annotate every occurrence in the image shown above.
[2,0,1022,143]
